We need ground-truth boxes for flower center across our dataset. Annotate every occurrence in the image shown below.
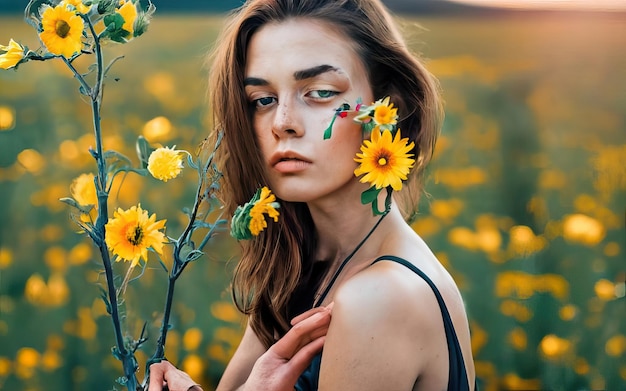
[127,225,144,246]
[378,157,387,166]
[55,20,71,38]
[375,107,391,123]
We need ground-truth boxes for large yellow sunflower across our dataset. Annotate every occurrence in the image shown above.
[39,4,84,57]
[147,147,184,182]
[354,128,415,191]
[105,204,166,266]
[0,39,25,70]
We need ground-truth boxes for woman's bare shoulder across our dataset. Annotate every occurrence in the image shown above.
[333,254,448,328]
[318,254,450,389]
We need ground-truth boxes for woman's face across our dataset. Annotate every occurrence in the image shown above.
[245,18,374,205]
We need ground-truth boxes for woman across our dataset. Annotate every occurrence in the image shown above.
[149,0,476,390]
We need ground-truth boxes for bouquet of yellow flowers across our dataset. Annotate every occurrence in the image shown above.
[1,1,224,389]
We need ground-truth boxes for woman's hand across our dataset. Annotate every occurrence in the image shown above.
[149,304,332,391]
[148,360,203,391]
[242,304,333,391]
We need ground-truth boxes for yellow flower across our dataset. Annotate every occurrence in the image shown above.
[501,373,541,390]
[354,128,415,191]
[183,328,203,351]
[605,334,626,357]
[508,225,546,257]
[70,173,97,207]
[372,96,398,126]
[61,0,90,14]
[16,347,40,369]
[594,279,616,301]
[118,0,138,35]
[105,204,166,266]
[0,39,25,70]
[181,354,204,382]
[147,147,184,182]
[562,213,605,246]
[539,334,571,360]
[249,187,280,236]
[231,187,280,240]
[354,96,398,131]
[39,4,84,57]
[508,327,527,350]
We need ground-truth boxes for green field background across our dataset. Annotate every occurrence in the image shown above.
[0,11,625,391]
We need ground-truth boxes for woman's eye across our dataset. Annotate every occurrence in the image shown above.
[308,90,337,99]
[254,97,276,108]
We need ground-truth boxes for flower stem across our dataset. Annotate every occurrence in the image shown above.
[84,19,139,390]
[148,204,199,360]
[152,275,176,360]
[61,56,91,96]
[144,163,210,383]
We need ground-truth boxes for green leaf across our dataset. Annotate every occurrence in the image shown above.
[103,150,132,165]
[185,250,204,263]
[362,120,377,135]
[78,85,89,96]
[103,13,130,43]
[134,1,156,38]
[108,29,130,43]
[360,186,381,205]
[99,287,112,315]
[96,0,117,15]
[135,136,154,169]
[103,13,124,30]
[59,197,95,215]
[59,197,81,209]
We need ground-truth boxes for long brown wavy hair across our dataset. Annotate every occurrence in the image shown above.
[205,0,443,348]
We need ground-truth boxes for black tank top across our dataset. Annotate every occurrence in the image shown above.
[294,255,473,391]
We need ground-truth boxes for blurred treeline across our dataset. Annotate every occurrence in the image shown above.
[0,9,625,391]
[0,0,500,15]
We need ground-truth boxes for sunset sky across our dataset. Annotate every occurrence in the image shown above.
[449,0,626,11]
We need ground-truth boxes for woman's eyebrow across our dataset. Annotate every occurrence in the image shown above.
[293,64,339,81]
[243,77,268,86]
[243,65,340,86]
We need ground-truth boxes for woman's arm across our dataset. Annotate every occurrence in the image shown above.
[149,306,332,391]
[216,323,266,391]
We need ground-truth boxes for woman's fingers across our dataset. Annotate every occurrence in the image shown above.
[272,308,331,360]
[242,306,332,391]
[290,302,334,325]
[148,361,203,391]
[148,361,170,390]
[287,335,326,374]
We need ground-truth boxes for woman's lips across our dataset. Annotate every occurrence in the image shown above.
[273,158,311,173]
[270,151,312,173]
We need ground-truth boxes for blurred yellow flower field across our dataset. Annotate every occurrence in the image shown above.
[0,11,625,391]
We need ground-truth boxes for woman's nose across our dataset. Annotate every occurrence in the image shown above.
[271,101,304,138]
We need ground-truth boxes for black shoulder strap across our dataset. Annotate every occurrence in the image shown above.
[371,255,471,391]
